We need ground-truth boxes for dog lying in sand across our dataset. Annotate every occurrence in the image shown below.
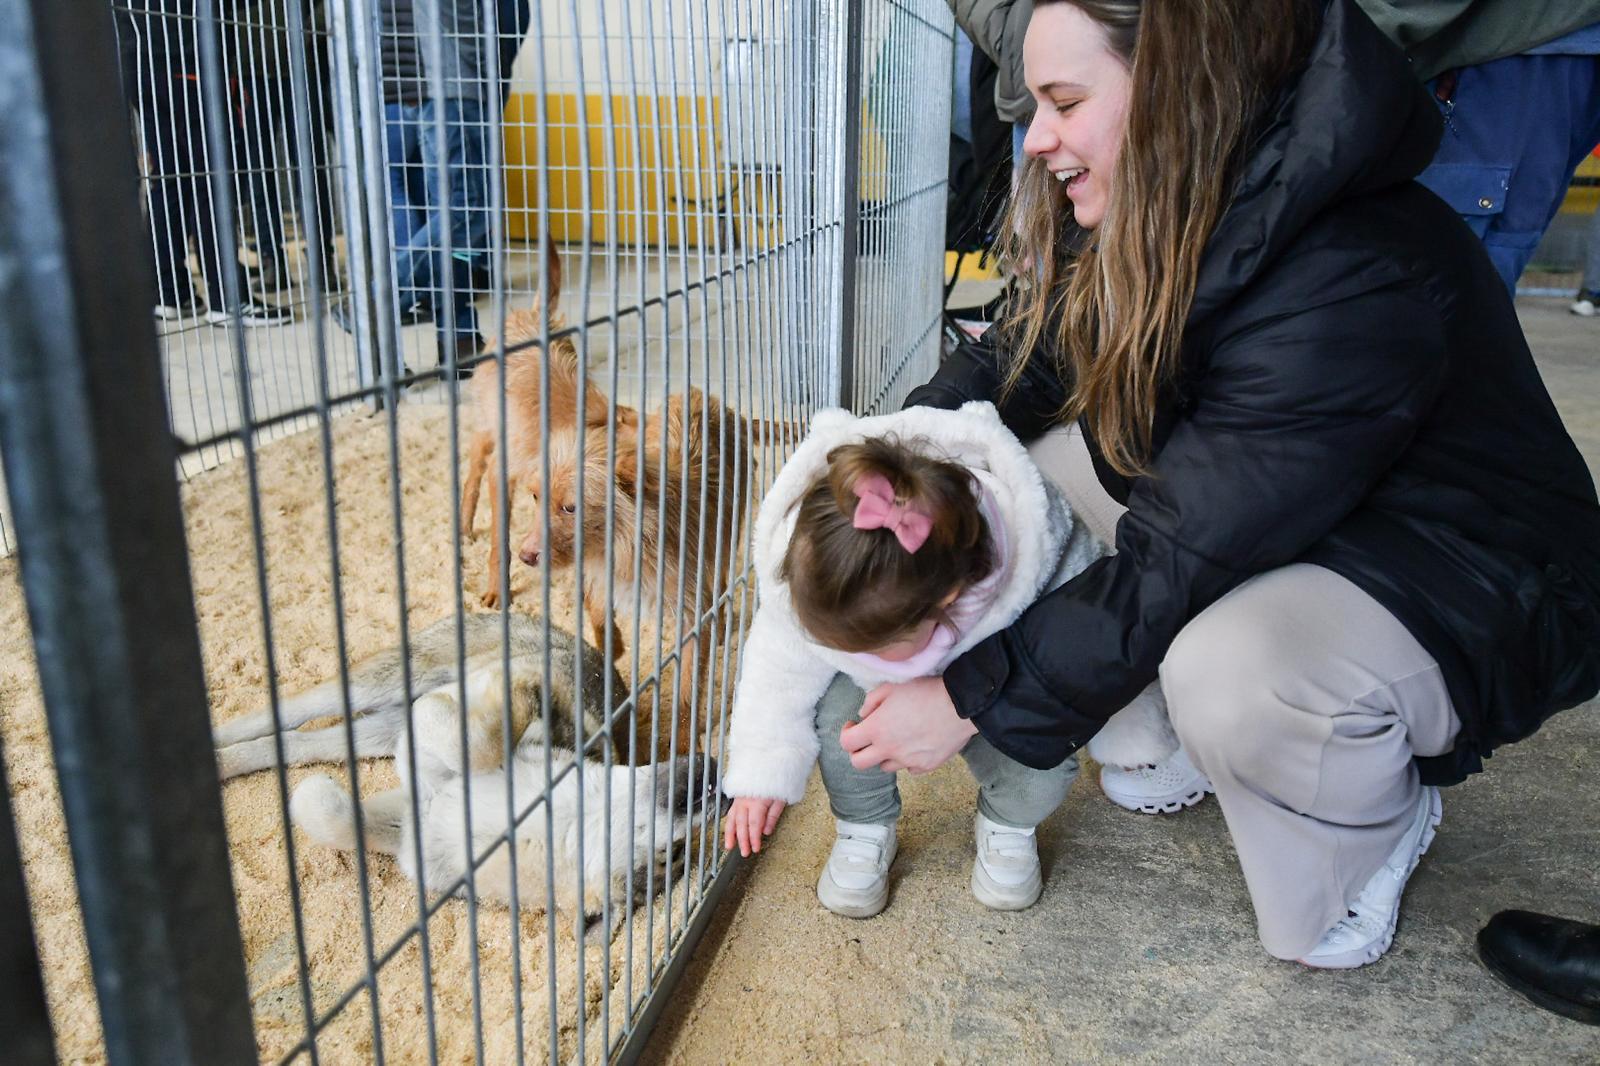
[289,723,723,922]
[213,612,628,780]
[215,611,725,920]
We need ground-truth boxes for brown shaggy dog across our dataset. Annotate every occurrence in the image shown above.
[460,250,633,607]
[516,388,754,756]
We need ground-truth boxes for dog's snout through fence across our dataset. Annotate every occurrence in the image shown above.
[0,0,952,1061]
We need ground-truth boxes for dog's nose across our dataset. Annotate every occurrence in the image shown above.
[518,547,540,566]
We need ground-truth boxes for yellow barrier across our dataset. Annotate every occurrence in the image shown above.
[501,92,726,247]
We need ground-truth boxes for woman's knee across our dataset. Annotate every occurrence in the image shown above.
[1159,595,1292,754]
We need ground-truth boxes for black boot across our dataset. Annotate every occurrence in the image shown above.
[1478,910,1600,1025]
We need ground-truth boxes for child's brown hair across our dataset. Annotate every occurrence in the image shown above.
[780,435,995,652]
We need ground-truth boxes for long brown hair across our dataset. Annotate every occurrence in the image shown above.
[781,437,994,653]
[1001,0,1318,475]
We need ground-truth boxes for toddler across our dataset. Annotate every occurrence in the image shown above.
[720,402,1104,915]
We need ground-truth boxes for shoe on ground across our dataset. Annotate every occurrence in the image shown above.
[154,295,205,321]
[1570,296,1597,317]
[1478,910,1600,1025]
[206,301,292,328]
[971,812,1042,911]
[1299,785,1441,969]
[1099,747,1214,815]
[817,819,896,918]
[438,333,483,379]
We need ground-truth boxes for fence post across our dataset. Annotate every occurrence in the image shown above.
[0,734,54,1066]
[328,0,395,396]
[836,0,866,410]
[0,2,256,1063]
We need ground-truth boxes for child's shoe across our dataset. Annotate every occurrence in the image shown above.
[817,819,896,918]
[971,813,1043,911]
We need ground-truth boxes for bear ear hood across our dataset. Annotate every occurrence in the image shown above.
[749,401,1057,601]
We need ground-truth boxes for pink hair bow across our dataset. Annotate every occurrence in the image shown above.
[851,473,933,553]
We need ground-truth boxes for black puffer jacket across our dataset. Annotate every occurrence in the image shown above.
[907,0,1600,787]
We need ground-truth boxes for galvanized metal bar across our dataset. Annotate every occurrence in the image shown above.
[837,0,866,410]
[0,732,55,1066]
[0,3,256,1063]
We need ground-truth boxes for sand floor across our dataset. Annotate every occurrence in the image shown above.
[1,403,743,1064]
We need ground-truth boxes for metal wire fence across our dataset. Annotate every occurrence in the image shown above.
[0,0,950,1061]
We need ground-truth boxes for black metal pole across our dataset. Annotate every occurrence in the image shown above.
[0,732,54,1066]
[0,2,256,1063]
[837,0,866,410]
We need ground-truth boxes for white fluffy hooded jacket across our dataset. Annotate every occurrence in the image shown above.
[720,401,1109,804]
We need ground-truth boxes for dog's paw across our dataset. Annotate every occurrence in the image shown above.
[480,587,502,610]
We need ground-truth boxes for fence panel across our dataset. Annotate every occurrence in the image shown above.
[0,0,951,1060]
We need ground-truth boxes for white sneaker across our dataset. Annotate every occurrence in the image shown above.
[971,813,1043,911]
[206,301,292,328]
[1098,748,1213,814]
[816,820,896,918]
[1300,785,1442,970]
[1570,297,1597,317]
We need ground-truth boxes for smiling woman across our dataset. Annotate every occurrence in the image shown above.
[859,0,1600,971]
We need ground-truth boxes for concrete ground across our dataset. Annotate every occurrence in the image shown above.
[642,296,1600,1065]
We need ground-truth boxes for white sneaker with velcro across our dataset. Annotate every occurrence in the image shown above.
[816,819,897,918]
[971,813,1043,910]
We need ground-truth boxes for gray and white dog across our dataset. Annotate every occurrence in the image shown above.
[214,612,625,780]
[217,613,723,920]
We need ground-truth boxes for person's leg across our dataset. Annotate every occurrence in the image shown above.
[813,672,899,917]
[384,103,427,270]
[1023,421,1125,546]
[813,673,900,825]
[1419,54,1600,293]
[959,736,1077,829]
[139,59,199,310]
[1580,201,1600,303]
[417,97,488,350]
[1160,562,1459,961]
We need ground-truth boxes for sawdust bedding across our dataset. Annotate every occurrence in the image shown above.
[1,405,734,1063]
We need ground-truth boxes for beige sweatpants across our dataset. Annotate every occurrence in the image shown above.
[1027,425,1460,959]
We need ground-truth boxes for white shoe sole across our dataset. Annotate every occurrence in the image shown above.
[1299,787,1442,970]
[816,838,896,919]
[970,860,1042,911]
[817,869,890,918]
[1099,765,1214,815]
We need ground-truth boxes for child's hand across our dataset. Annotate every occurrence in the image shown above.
[723,796,786,857]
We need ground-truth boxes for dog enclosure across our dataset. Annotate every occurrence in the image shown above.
[0,0,951,1062]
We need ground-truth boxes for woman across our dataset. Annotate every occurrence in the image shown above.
[840,0,1600,968]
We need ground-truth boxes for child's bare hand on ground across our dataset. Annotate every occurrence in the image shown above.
[724,796,786,857]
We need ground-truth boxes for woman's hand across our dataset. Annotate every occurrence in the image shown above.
[723,795,787,857]
[839,676,978,775]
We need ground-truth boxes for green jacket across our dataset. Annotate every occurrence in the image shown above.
[1354,1,1600,79]
[948,0,1600,127]
[947,0,1033,124]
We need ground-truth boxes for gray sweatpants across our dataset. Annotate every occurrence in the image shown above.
[814,673,1078,830]
[1028,425,1461,960]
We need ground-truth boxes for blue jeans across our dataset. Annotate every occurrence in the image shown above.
[1417,53,1600,294]
[384,102,429,284]
[392,98,493,343]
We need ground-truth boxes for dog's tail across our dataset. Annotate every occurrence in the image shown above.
[290,775,406,856]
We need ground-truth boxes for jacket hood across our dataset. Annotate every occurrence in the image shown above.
[752,402,1069,671]
[1188,0,1441,325]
